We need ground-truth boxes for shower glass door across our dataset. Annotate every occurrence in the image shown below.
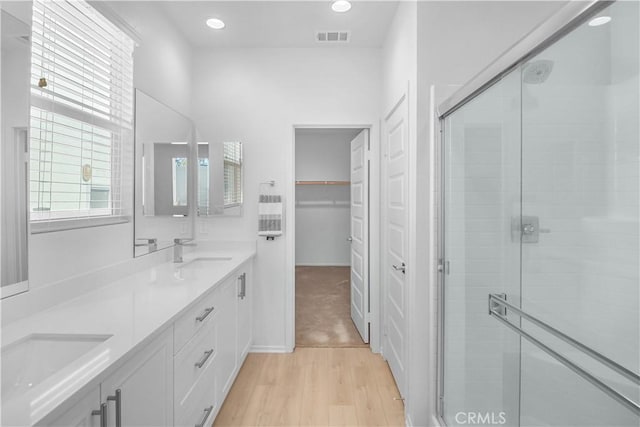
[441,2,639,426]
[442,70,522,426]
[519,2,639,425]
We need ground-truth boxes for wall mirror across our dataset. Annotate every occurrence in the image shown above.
[134,90,194,257]
[1,5,31,298]
[197,141,243,216]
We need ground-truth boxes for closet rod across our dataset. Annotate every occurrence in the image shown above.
[295,180,350,186]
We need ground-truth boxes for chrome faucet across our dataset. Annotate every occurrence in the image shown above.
[173,238,196,263]
[135,238,158,252]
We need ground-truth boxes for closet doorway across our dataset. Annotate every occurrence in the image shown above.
[294,128,370,348]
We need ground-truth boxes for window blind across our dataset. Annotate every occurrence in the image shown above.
[223,142,242,207]
[30,0,134,224]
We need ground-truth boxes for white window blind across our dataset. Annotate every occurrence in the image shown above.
[223,142,242,207]
[29,0,134,226]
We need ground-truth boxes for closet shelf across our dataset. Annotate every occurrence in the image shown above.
[295,180,350,186]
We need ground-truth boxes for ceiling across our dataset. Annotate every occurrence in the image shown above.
[159,1,399,48]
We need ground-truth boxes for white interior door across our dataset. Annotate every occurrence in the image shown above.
[350,129,369,343]
[383,95,408,397]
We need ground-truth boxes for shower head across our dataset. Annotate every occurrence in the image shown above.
[523,60,554,84]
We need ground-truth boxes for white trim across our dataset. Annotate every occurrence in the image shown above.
[430,415,444,427]
[288,123,378,354]
[31,215,130,234]
[405,413,413,427]
[1,280,29,299]
[369,118,382,354]
[249,345,289,354]
[87,0,142,47]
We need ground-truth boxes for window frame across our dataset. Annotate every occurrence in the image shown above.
[28,0,134,233]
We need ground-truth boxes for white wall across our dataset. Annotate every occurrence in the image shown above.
[393,1,568,426]
[103,2,194,118]
[295,130,354,266]
[2,2,194,323]
[192,48,381,351]
[27,2,195,289]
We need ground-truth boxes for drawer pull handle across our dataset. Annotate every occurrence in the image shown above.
[195,405,214,427]
[106,389,122,427]
[91,403,107,427]
[195,349,214,368]
[196,306,214,322]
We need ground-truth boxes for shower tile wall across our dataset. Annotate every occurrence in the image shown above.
[519,2,639,425]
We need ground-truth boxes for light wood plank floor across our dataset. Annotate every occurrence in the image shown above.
[214,347,405,426]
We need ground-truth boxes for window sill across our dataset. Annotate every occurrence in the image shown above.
[31,216,131,234]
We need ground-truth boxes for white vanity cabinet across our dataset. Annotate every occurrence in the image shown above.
[39,386,101,427]
[176,259,253,427]
[41,328,174,427]
[101,329,174,427]
[236,263,252,365]
[33,257,253,427]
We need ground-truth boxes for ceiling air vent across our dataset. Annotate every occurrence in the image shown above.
[316,31,350,43]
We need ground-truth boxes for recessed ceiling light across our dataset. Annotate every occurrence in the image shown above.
[331,0,351,13]
[206,18,225,30]
[588,16,611,27]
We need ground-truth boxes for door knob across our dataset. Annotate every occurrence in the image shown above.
[347,236,353,242]
[392,262,406,274]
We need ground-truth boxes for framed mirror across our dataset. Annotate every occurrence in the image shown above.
[197,141,243,216]
[1,5,31,298]
[134,90,194,257]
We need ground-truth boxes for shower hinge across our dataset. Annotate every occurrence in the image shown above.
[437,259,450,274]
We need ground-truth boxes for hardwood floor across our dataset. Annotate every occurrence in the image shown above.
[214,348,405,426]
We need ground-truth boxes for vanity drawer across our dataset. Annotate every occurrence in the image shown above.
[174,288,218,354]
[175,345,218,427]
[174,314,217,404]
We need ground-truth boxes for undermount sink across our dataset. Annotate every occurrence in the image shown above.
[179,257,232,270]
[1,333,112,401]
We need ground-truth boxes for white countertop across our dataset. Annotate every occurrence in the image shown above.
[1,247,256,426]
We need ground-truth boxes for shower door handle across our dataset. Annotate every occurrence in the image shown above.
[521,216,551,243]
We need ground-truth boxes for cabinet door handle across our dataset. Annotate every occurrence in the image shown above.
[195,405,214,427]
[91,403,107,427]
[238,273,246,299]
[107,389,122,427]
[196,306,214,322]
[195,349,214,368]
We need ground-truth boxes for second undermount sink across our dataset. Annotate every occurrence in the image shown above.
[1,333,112,402]
[179,256,233,270]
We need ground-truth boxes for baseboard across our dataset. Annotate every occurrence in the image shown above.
[250,344,290,353]
[406,413,413,427]
[295,263,350,267]
[431,414,443,426]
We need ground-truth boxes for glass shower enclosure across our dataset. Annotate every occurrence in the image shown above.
[438,1,639,426]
